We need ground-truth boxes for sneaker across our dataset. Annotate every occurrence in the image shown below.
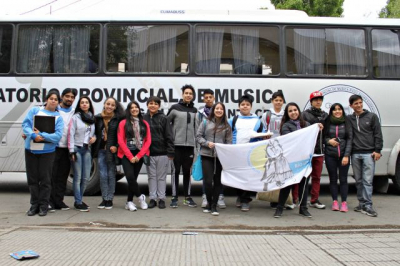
[148,199,157,209]
[138,194,148,210]
[309,200,326,209]
[82,202,90,209]
[354,205,362,212]
[340,202,348,212]
[241,203,250,212]
[203,204,211,213]
[201,194,208,208]
[48,204,55,213]
[158,200,166,209]
[27,205,39,216]
[217,195,226,209]
[57,202,70,211]
[270,202,278,209]
[236,197,241,208]
[274,207,283,218]
[39,206,48,217]
[362,206,378,217]
[285,203,295,210]
[125,201,137,212]
[97,200,106,209]
[170,197,178,208]
[211,205,219,216]
[183,197,197,208]
[105,200,113,210]
[299,207,312,218]
[331,200,339,211]
[74,203,89,212]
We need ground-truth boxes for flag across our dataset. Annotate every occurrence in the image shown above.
[215,124,320,192]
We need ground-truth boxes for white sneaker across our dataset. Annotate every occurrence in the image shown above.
[125,201,137,212]
[201,194,208,208]
[217,195,226,209]
[285,203,296,210]
[139,194,148,210]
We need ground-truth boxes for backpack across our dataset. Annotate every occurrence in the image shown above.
[231,114,264,133]
[260,110,272,131]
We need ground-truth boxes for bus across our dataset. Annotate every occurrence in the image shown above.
[0,10,399,195]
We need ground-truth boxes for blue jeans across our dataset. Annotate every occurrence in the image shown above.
[73,145,92,204]
[351,153,375,208]
[98,149,116,201]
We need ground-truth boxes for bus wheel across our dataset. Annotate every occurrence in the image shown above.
[392,156,400,193]
[65,159,101,196]
[373,176,388,193]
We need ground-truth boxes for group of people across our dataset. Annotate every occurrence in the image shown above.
[22,84,383,219]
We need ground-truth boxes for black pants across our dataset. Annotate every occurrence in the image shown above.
[50,147,71,206]
[202,156,222,206]
[121,151,143,201]
[325,155,350,202]
[25,150,55,208]
[278,177,310,209]
[172,146,194,198]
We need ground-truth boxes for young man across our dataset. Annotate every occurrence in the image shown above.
[348,95,383,217]
[50,88,77,211]
[167,85,198,208]
[302,91,327,209]
[144,96,175,209]
[229,94,263,212]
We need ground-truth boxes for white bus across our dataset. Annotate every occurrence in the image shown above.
[0,10,399,195]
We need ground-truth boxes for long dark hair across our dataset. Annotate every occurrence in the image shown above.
[280,102,307,133]
[125,101,147,138]
[104,97,125,120]
[208,102,231,134]
[324,103,349,137]
[75,96,94,115]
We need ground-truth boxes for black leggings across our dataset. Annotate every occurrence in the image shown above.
[121,152,144,201]
[202,156,222,206]
[325,155,349,202]
[172,146,194,198]
[278,177,310,209]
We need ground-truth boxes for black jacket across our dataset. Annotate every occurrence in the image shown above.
[144,111,175,157]
[324,118,353,158]
[348,110,383,154]
[303,108,328,154]
[92,114,120,162]
[281,120,310,135]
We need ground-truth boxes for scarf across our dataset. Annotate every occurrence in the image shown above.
[131,117,142,150]
[309,107,324,118]
[78,110,95,124]
[101,110,114,142]
[290,119,301,130]
[203,106,211,117]
[330,115,345,125]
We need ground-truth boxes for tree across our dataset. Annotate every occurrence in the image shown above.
[271,0,344,17]
[380,0,400,18]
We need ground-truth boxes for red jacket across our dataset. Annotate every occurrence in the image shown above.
[117,119,151,161]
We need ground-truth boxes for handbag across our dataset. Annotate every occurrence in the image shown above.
[143,155,150,166]
[192,154,203,181]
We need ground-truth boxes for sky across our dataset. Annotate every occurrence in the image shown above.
[0,0,389,18]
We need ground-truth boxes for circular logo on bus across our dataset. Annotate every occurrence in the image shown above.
[304,84,381,121]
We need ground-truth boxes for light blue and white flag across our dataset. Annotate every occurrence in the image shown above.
[215,124,319,192]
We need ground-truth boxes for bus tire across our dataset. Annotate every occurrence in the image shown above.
[65,158,101,196]
[392,155,400,194]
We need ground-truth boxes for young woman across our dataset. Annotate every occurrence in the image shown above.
[22,90,64,216]
[196,102,232,216]
[92,97,124,210]
[324,103,353,212]
[118,101,151,211]
[68,96,96,212]
[274,102,323,218]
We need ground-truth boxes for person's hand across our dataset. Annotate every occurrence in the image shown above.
[130,157,136,163]
[208,142,215,149]
[328,138,339,147]
[70,153,76,162]
[168,156,174,160]
[89,137,96,144]
[372,152,381,161]
[110,146,117,153]
[318,123,324,130]
[22,133,27,140]
[342,156,349,166]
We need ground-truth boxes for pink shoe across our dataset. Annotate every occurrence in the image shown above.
[340,202,348,212]
[331,200,339,211]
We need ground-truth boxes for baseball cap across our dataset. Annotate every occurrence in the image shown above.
[309,91,323,101]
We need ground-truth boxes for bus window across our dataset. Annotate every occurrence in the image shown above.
[286,28,367,76]
[195,25,280,75]
[106,25,189,74]
[0,25,12,73]
[372,29,400,78]
[16,24,100,74]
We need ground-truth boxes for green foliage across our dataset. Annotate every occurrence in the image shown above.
[271,0,344,17]
[380,0,400,18]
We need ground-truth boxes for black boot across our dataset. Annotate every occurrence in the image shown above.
[274,207,283,218]
[299,207,312,218]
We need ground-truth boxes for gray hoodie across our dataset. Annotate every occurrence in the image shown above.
[68,113,96,153]
[196,119,232,158]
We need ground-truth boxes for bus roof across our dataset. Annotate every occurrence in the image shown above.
[1,9,400,27]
